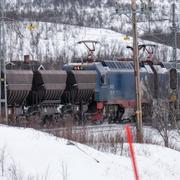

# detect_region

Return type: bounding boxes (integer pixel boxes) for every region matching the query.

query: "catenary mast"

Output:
[0,0,8,123]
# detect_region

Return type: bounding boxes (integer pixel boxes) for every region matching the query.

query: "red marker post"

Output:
[125,125,139,180]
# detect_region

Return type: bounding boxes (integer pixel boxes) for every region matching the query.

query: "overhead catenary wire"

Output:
[122,13,169,45]
[114,1,178,47]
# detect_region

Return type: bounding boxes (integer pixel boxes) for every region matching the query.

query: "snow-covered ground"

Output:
[0,125,180,180]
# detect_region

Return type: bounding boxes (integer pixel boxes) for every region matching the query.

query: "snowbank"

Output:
[0,125,180,180]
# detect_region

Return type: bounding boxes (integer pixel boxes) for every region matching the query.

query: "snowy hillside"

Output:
[2,0,180,63]
[5,22,180,64]
[0,125,180,180]
[5,0,180,35]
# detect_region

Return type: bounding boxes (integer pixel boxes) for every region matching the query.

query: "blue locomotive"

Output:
[2,43,179,127]
[62,58,175,124]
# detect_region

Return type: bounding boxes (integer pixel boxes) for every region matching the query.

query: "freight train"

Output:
[2,49,180,128]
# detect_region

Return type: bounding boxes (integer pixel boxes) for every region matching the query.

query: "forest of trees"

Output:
[5,0,178,36]
[2,0,179,65]
[6,0,115,29]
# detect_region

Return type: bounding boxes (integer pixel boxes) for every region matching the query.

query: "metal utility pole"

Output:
[171,3,178,128]
[131,0,143,143]
[147,0,152,33]
[172,3,177,64]
[114,0,143,143]
[0,0,8,123]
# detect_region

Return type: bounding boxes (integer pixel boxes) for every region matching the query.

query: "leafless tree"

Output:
[0,146,6,177]
[152,99,171,147]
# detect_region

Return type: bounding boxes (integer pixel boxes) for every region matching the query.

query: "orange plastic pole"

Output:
[125,125,139,180]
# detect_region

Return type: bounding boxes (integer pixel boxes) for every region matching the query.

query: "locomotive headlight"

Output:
[73,66,84,70]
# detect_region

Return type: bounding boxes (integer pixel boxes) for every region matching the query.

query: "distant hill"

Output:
[5,0,180,35]
[2,0,180,63]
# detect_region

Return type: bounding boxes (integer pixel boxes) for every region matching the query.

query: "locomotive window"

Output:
[101,75,105,84]
[101,74,108,85]
[102,61,108,67]
[170,68,177,90]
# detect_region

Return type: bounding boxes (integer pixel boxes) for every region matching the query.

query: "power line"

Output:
[123,13,167,44]
[114,1,177,47]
